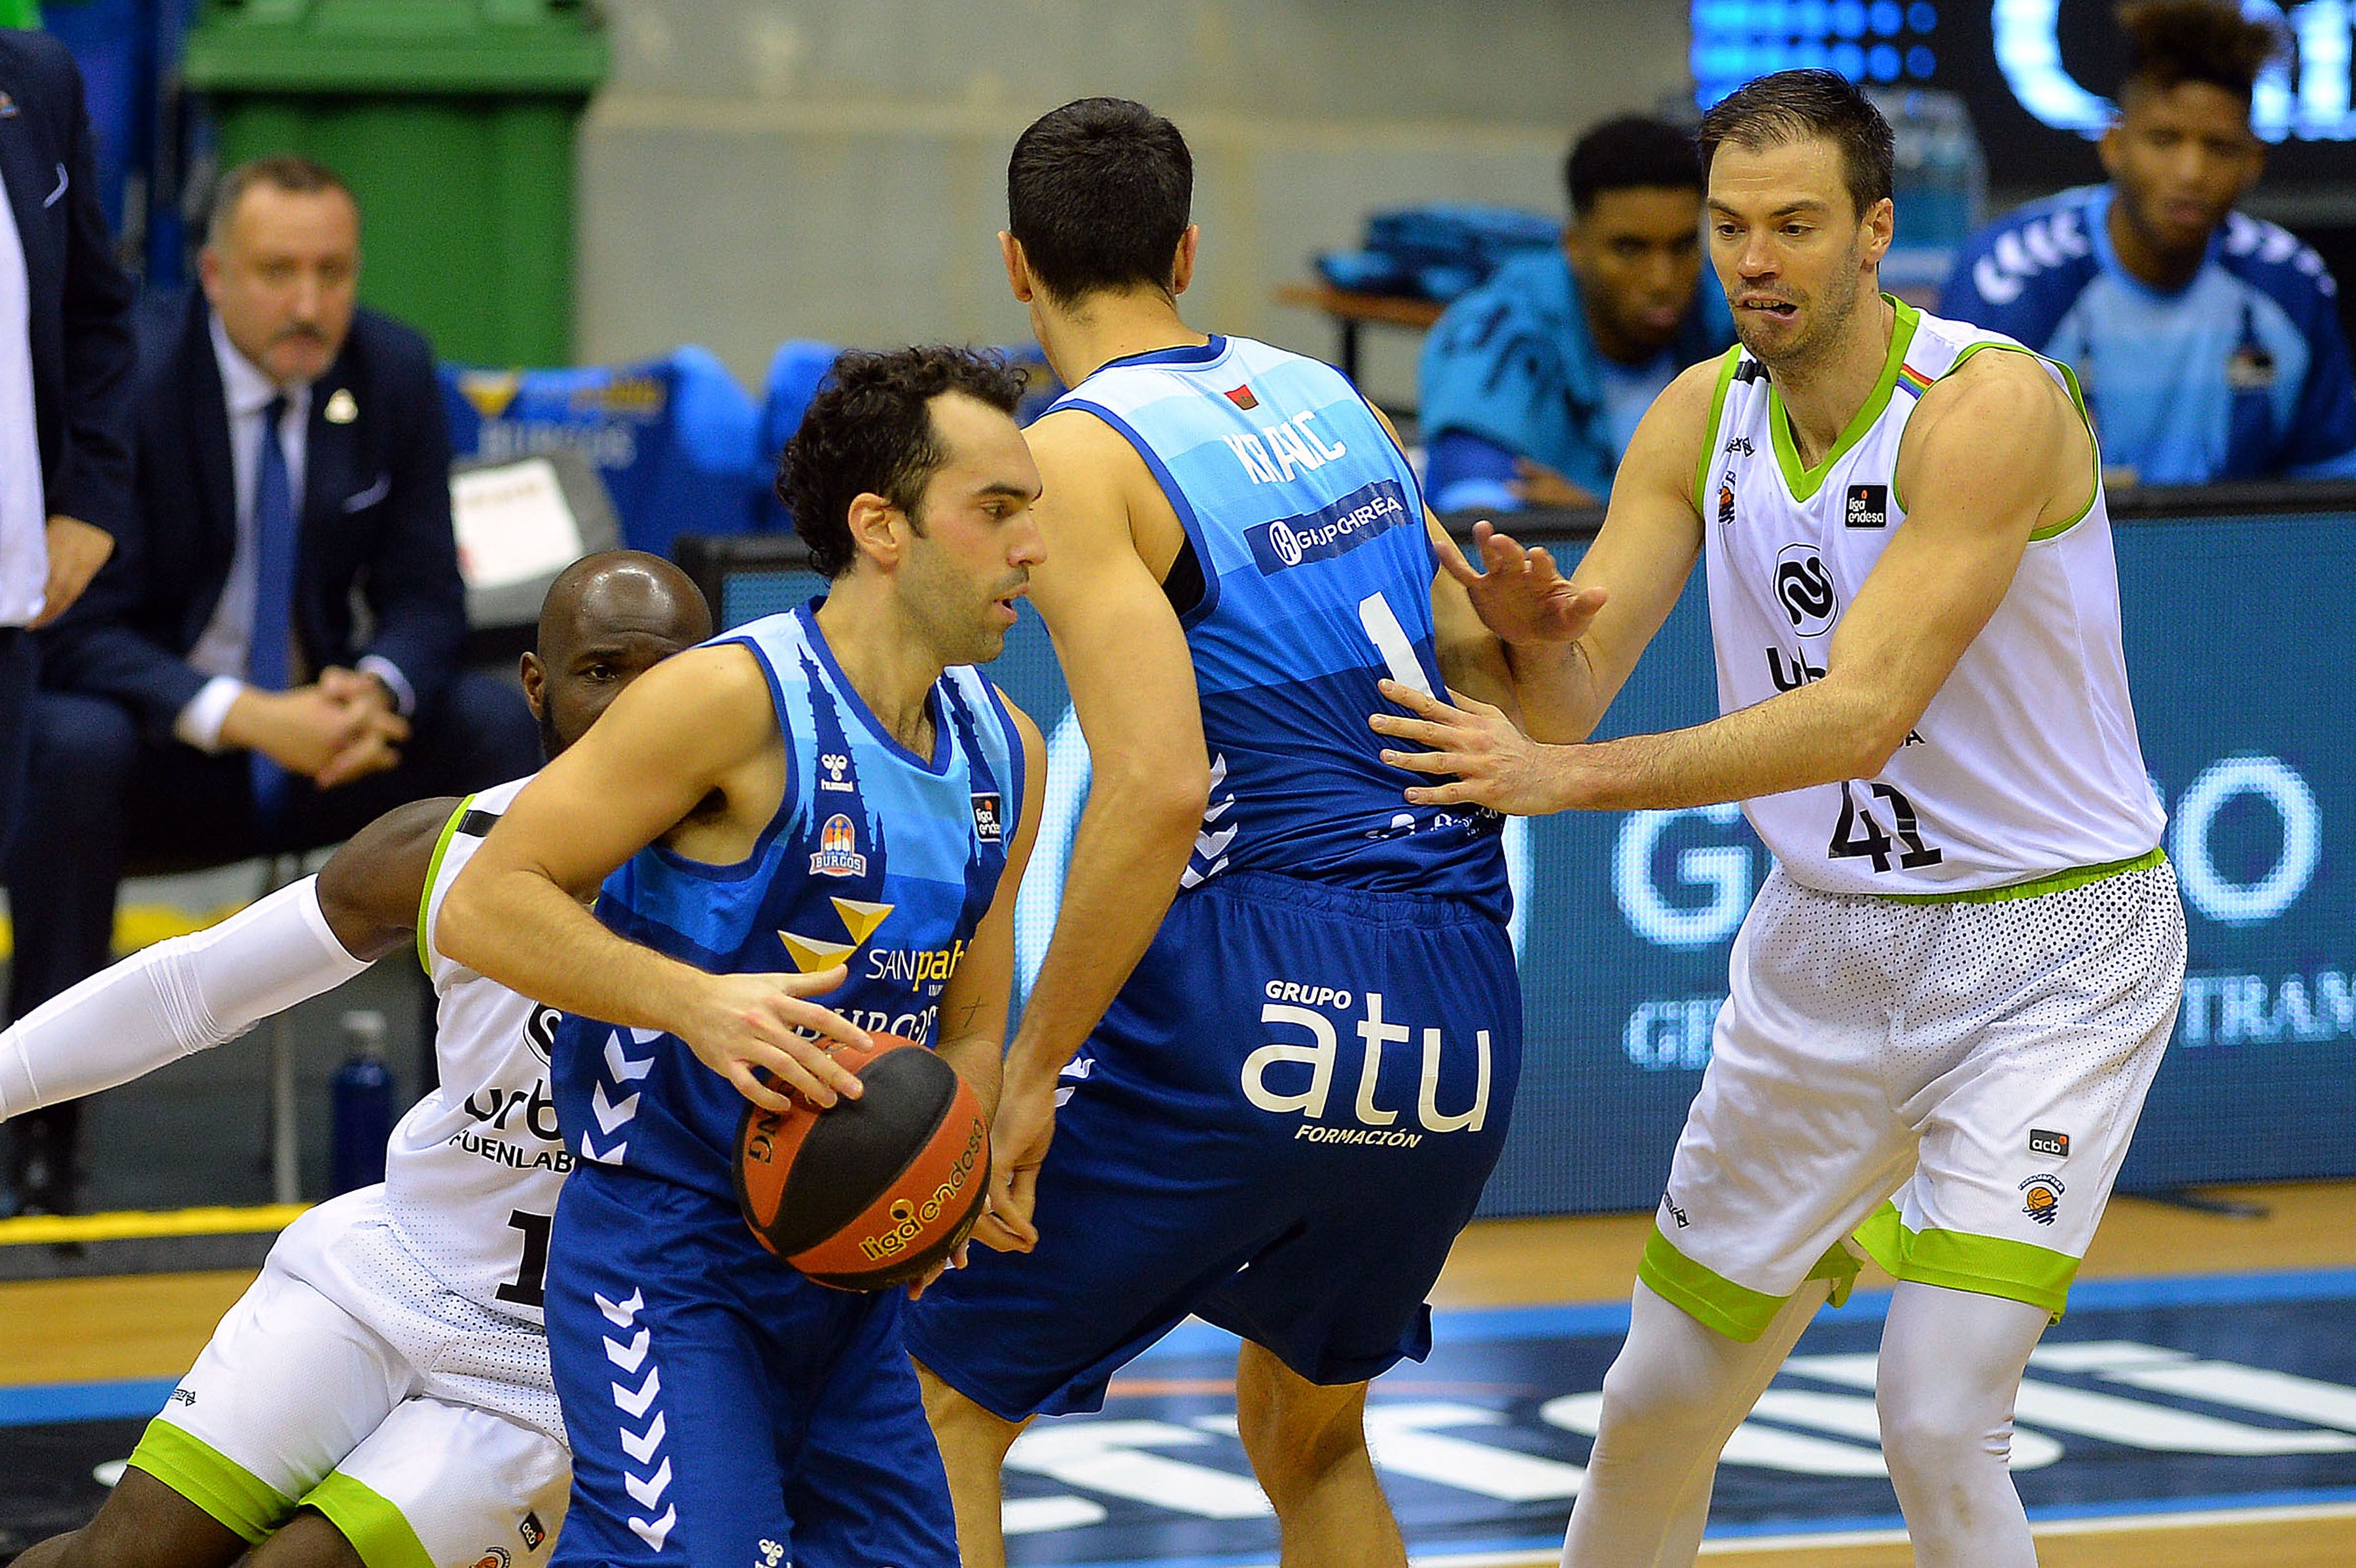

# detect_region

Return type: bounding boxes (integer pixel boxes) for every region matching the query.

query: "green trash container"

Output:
[183,0,607,367]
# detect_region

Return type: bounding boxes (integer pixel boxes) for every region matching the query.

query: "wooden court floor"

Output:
[3,1180,2352,1566]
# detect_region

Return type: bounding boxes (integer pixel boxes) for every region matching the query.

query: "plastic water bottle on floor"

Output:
[330,1010,393,1195]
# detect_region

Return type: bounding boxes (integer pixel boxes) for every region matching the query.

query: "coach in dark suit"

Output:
[0,30,136,849]
[7,155,537,1214]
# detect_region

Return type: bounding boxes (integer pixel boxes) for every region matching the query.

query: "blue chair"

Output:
[440,346,765,560]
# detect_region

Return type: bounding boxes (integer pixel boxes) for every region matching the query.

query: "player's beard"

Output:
[1734,235,1867,378]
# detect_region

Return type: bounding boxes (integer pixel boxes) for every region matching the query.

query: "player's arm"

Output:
[1408,365,1714,744]
[986,410,1211,1239]
[1377,351,2087,813]
[439,645,868,1113]
[929,693,1047,1131]
[0,796,457,1120]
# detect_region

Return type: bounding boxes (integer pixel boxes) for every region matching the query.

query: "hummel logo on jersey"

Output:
[2030,1128,2071,1158]
[1224,383,1258,410]
[1844,483,1888,529]
[819,753,854,793]
[1723,436,1754,457]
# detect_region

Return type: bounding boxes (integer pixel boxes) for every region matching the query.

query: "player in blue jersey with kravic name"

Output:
[904,99,1600,1567]
[440,347,1048,1568]
[1938,0,2356,484]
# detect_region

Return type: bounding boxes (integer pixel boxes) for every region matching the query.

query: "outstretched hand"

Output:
[1435,520,1607,648]
[1370,678,1569,816]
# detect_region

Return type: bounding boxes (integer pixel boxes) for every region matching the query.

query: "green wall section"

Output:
[184,1,605,367]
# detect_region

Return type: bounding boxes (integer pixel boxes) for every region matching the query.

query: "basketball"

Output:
[731,1033,991,1291]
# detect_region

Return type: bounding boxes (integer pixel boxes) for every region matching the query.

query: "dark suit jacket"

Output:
[41,291,468,737]
[0,29,135,539]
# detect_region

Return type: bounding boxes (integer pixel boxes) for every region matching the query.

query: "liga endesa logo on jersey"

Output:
[1245,479,1410,575]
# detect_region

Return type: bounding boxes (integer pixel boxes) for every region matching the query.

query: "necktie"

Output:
[248,395,296,829]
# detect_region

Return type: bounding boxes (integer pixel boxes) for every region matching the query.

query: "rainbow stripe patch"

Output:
[1897,363,1936,399]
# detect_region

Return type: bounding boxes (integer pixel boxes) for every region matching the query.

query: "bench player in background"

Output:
[904,98,1599,1568]
[0,552,711,1568]
[438,347,1047,1568]
[1375,71,2186,1568]
[1938,1,2356,484]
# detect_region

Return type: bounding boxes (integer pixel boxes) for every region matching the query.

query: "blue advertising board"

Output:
[702,504,2356,1214]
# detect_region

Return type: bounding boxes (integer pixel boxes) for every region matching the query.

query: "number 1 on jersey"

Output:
[496,1209,554,1309]
[1359,592,1435,700]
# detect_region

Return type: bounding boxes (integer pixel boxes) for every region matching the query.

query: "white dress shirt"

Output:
[176,313,412,750]
[0,157,49,628]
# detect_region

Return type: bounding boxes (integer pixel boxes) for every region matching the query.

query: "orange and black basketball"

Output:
[732,1033,991,1290]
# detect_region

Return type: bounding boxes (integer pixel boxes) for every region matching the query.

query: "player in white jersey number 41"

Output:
[1,552,714,1568]
[1370,71,2185,1568]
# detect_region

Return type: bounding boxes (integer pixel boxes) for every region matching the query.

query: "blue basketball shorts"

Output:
[544,1165,956,1568]
[904,870,1522,1419]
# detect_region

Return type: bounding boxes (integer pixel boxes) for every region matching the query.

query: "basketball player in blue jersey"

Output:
[1938,1,2356,484]
[439,347,1048,1568]
[903,99,1601,1567]
[1381,72,2185,1567]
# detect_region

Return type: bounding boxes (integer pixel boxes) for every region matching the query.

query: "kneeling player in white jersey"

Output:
[1374,73,2186,1568]
[1,552,716,1568]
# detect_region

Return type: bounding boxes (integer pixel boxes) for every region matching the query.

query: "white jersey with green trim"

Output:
[1698,298,2164,897]
[382,774,572,1324]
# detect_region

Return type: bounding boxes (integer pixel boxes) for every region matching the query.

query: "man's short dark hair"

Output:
[1697,69,1895,223]
[207,154,355,246]
[2117,0,2285,109]
[779,346,1027,580]
[1008,97,1193,305]
[1565,116,1704,217]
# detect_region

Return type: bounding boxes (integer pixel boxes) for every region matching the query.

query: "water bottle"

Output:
[330,1010,394,1195]
[1868,87,1988,301]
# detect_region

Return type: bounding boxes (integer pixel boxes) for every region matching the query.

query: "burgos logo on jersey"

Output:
[1246,480,1411,575]
[810,813,868,878]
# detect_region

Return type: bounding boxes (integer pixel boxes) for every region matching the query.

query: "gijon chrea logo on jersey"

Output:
[1245,479,1409,575]
[1774,543,1838,635]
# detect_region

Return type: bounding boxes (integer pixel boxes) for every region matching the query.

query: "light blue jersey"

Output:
[551,601,1023,1204]
[1940,186,2356,484]
[1055,335,1508,913]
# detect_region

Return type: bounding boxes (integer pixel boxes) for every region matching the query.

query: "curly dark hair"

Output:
[1008,97,1193,305]
[1566,116,1703,217]
[778,346,1027,580]
[1698,69,1894,224]
[2118,1,2285,107]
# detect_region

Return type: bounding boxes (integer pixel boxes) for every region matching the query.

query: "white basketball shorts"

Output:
[128,1189,569,1568]
[1640,855,2185,1340]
